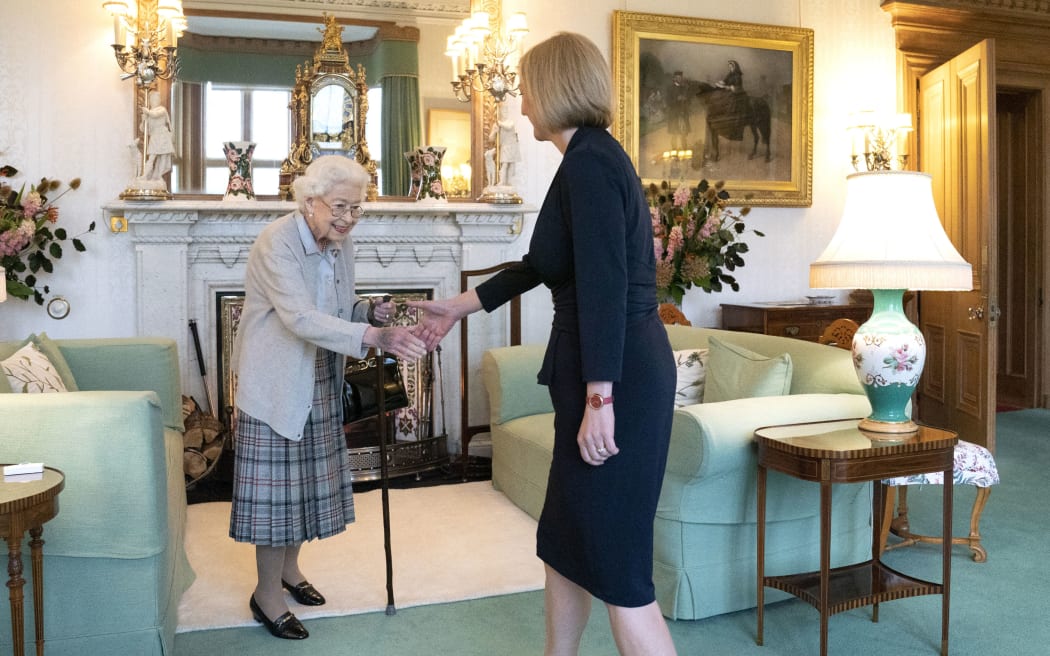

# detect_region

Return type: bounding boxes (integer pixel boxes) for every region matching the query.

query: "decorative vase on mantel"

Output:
[405,145,446,202]
[223,141,256,201]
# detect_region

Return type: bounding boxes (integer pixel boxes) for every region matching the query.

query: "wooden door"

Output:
[917,40,998,451]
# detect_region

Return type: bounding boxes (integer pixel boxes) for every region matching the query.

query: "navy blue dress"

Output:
[476,127,675,607]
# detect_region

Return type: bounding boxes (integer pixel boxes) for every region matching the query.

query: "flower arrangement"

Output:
[647,179,763,304]
[1,165,96,305]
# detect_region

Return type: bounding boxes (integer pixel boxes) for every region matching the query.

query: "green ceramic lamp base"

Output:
[853,289,925,434]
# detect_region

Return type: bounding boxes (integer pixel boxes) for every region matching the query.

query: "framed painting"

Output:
[612,11,814,206]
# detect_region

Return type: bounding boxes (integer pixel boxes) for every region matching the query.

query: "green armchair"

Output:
[482,325,874,620]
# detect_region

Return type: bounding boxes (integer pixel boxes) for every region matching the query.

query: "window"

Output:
[200,85,290,195]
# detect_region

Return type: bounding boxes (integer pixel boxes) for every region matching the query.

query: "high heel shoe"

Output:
[282,578,326,606]
[249,595,309,640]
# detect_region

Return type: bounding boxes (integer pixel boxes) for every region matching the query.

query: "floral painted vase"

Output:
[406,145,446,201]
[223,141,256,201]
[404,150,422,198]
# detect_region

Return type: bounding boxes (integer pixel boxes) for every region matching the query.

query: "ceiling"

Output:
[183,0,471,24]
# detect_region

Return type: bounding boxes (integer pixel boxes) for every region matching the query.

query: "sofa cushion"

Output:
[703,336,792,403]
[1,333,79,393]
[673,349,708,407]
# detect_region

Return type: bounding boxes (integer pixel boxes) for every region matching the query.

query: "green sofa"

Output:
[481,325,875,620]
[0,337,194,655]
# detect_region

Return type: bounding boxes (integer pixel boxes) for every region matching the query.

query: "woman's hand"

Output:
[578,384,618,466]
[370,299,397,326]
[406,290,482,351]
[364,326,428,361]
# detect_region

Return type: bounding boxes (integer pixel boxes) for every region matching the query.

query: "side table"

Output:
[0,467,64,656]
[754,421,956,656]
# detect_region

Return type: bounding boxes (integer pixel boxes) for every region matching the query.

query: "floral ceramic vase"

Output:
[404,150,422,198]
[223,141,256,201]
[407,145,446,201]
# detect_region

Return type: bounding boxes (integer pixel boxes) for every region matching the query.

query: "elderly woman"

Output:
[411,33,678,655]
[230,155,427,640]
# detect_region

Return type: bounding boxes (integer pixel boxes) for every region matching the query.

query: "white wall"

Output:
[0,0,896,345]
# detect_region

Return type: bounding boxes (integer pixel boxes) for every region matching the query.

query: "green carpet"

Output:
[175,410,1049,655]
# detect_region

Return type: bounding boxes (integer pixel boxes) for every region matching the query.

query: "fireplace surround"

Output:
[102,199,530,454]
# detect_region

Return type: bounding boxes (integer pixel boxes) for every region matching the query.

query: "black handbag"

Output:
[343,354,410,425]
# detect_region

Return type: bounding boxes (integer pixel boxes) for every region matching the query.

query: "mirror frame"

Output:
[279,14,377,200]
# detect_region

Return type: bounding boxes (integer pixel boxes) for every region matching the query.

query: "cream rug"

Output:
[176,481,545,632]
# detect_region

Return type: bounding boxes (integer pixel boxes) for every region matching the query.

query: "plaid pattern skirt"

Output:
[229,348,355,546]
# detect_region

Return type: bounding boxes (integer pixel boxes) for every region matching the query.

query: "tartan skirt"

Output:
[229,348,355,546]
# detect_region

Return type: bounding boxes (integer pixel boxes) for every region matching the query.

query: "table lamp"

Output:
[810,170,972,433]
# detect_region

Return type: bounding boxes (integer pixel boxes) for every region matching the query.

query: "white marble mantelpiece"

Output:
[102,199,531,452]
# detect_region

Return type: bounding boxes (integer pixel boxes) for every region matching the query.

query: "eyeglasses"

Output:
[317,198,364,219]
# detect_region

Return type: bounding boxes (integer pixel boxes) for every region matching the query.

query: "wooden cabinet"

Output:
[720,303,872,342]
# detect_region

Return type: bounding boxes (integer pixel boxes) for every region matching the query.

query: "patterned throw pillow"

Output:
[1,340,71,393]
[673,349,708,407]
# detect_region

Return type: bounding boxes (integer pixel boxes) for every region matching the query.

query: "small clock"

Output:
[46,296,70,320]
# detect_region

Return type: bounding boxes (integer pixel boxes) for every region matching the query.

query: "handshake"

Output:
[364,290,482,361]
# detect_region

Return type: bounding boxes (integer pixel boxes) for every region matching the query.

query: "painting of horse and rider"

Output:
[613,12,813,206]
[638,40,790,182]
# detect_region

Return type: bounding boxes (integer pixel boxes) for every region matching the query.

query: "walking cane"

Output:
[376,347,397,615]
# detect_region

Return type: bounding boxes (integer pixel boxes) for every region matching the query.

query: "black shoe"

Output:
[249,595,309,640]
[282,578,327,606]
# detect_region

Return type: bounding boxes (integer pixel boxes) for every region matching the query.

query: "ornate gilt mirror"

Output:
[280,14,377,199]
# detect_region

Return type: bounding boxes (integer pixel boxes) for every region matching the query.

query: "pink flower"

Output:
[21,191,42,218]
[673,185,690,207]
[667,226,684,257]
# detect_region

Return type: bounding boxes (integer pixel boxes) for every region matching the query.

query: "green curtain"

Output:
[381,75,421,197]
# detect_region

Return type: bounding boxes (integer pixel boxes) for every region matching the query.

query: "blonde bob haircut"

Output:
[519,32,613,134]
[291,156,371,214]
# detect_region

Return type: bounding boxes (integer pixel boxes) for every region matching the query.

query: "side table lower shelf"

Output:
[765,560,944,616]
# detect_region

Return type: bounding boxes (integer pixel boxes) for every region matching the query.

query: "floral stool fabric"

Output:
[882,440,999,487]
[881,440,998,562]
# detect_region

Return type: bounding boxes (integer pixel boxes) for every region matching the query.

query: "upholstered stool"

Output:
[880,440,999,562]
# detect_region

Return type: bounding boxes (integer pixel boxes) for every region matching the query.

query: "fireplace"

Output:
[103,199,529,456]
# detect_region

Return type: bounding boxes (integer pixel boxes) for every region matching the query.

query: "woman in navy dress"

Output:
[411,32,677,655]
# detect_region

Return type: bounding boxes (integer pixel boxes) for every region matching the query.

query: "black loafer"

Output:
[282,578,326,606]
[250,595,309,640]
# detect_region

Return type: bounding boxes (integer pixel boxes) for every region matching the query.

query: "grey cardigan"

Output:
[232,211,370,440]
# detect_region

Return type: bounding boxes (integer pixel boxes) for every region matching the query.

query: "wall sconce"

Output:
[810,170,972,436]
[104,0,183,86]
[446,5,528,103]
[848,111,913,172]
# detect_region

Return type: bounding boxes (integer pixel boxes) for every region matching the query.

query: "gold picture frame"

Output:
[612,11,814,207]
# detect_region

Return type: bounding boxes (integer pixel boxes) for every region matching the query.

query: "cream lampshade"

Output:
[810,170,972,434]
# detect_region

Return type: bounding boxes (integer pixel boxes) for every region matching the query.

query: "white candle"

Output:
[113,16,126,46]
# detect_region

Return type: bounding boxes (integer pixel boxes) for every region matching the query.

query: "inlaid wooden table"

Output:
[0,467,64,656]
[754,420,956,656]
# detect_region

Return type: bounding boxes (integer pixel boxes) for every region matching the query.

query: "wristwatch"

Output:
[587,393,614,410]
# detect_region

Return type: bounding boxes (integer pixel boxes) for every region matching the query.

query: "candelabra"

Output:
[848,111,912,172]
[446,7,528,103]
[660,149,693,181]
[103,1,185,200]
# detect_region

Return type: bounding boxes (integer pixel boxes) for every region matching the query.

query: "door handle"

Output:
[989,304,1001,323]
[968,306,985,321]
